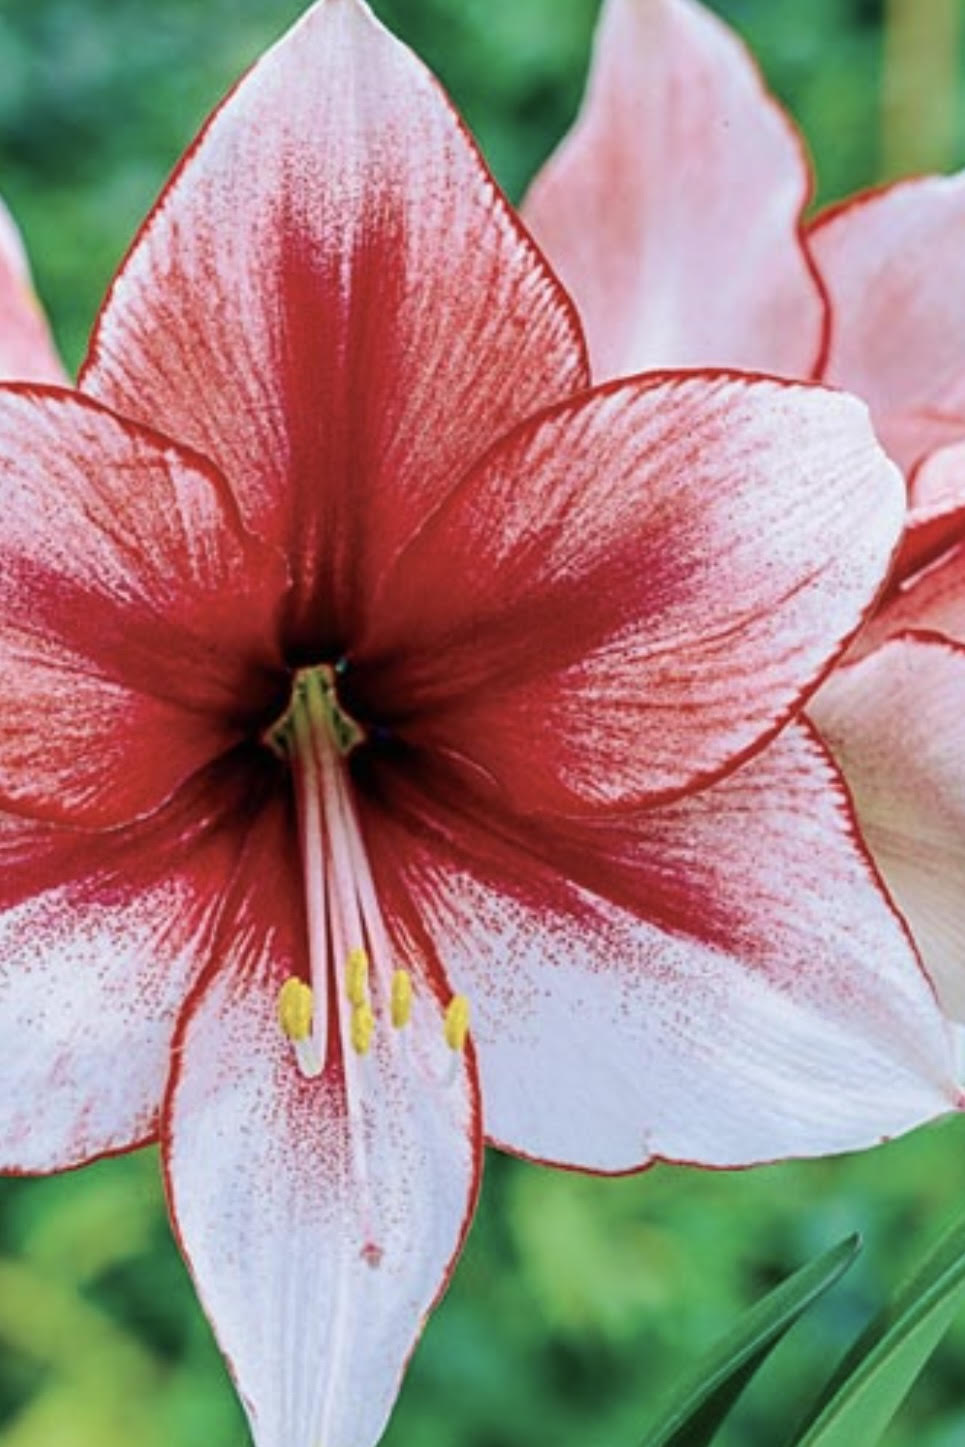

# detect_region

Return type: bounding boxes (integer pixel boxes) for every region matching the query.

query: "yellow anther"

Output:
[390,969,413,1029]
[277,977,313,1042]
[345,947,370,1006]
[350,1001,375,1056]
[444,995,470,1052]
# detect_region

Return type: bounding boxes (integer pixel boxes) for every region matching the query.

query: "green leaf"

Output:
[638,1234,861,1447]
[792,1209,965,1446]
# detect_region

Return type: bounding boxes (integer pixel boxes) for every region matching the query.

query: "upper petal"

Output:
[0,386,288,827]
[0,197,67,384]
[522,0,826,380]
[164,798,481,1447]
[80,0,588,645]
[0,750,270,1172]
[351,373,904,815]
[360,720,957,1172]
[813,635,965,1022]
[812,173,965,472]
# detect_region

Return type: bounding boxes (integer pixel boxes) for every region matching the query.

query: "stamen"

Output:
[277,976,312,1039]
[444,995,470,1052]
[390,969,413,1029]
[351,1000,375,1056]
[276,977,323,1078]
[345,947,370,1007]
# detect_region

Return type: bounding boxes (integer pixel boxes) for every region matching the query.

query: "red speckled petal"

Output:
[164,793,481,1447]
[0,386,287,827]
[82,0,587,643]
[361,721,957,1172]
[353,373,903,815]
[0,752,269,1171]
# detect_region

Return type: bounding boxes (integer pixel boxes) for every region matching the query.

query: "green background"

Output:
[1,1,965,1444]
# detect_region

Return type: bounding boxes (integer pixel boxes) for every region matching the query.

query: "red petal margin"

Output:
[163,791,482,1447]
[813,633,965,1024]
[0,385,288,828]
[849,545,965,661]
[360,720,958,1175]
[894,441,965,584]
[352,371,904,817]
[81,0,588,647]
[0,749,273,1172]
[0,197,68,384]
[811,173,965,473]
[522,0,827,381]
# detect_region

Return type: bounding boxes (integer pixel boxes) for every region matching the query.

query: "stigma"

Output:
[268,665,469,1080]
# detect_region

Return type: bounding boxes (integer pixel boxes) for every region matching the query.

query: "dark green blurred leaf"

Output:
[792,1210,965,1446]
[638,1234,860,1447]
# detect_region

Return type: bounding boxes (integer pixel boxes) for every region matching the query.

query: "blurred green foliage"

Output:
[1,1,965,1444]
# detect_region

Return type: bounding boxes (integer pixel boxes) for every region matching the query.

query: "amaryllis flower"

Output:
[525,0,965,1047]
[798,179,965,1034]
[0,3,959,1445]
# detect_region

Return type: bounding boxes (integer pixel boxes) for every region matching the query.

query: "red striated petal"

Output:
[0,749,274,1172]
[360,721,958,1173]
[522,0,826,381]
[81,0,588,645]
[163,792,482,1447]
[811,174,965,472]
[0,197,67,384]
[813,635,965,1022]
[0,386,288,827]
[351,372,904,816]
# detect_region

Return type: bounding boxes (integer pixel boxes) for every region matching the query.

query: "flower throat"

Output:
[266,664,468,1079]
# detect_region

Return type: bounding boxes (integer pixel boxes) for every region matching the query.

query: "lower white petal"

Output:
[163,813,481,1447]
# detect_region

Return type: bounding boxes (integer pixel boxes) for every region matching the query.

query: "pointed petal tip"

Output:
[524,0,825,379]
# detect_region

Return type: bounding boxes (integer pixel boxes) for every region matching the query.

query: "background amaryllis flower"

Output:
[522,0,828,382]
[0,2,960,1445]
[799,180,965,1039]
[0,198,65,386]
[524,0,965,1052]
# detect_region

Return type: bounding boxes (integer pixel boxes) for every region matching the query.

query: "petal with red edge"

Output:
[81,0,588,644]
[164,797,481,1447]
[875,441,965,623]
[854,545,965,658]
[0,197,67,384]
[896,439,965,581]
[522,0,825,380]
[352,373,904,815]
[0,387,288,827]
[813,635,965,1021]
[362,721,957,1173]
[0,750,271,1172]
[812,174,965,471]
